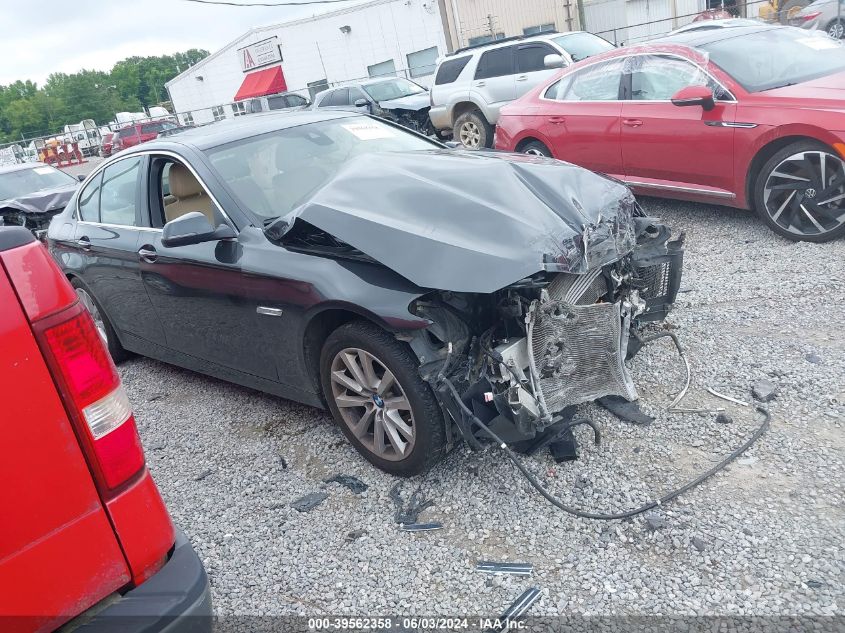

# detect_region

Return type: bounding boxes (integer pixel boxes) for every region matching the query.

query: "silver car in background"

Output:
[792,0,845,38]
[428,31,615,149]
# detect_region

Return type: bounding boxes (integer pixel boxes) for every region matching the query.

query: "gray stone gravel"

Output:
[120,197,844,618]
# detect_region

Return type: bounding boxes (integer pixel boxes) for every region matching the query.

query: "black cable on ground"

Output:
[441,376,770,520]
[488,407,768,520]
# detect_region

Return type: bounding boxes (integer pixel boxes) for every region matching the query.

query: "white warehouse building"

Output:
[166,0,579,125]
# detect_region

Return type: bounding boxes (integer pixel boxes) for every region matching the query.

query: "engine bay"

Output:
[405,216,685,448]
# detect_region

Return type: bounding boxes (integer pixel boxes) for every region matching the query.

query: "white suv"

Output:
[429,31,615,148]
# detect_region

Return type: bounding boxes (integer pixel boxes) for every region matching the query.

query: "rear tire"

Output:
[454,110,494,149]
[319,321,447,476]
[521,140,552,158]
[753,140,845,243]
[70,278,131,363]
[827,18,845,39]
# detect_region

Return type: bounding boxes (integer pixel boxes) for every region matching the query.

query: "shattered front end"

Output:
[408,213,684,449]
[270,147,684,450]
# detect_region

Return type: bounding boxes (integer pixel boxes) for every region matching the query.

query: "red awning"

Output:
[234,66,287,101]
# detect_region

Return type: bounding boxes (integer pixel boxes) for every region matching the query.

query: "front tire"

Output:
[320,321,447,476]
[753,140,845,242]
[454,110,493,150]
[70,278,131,363]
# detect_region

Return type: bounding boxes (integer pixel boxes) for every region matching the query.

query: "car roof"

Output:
[671,17,761,33]
[0,162,50,175]
[123,110,359,152]
[654,23,782,47]
[447,32,568,56]
[319,77,414,92]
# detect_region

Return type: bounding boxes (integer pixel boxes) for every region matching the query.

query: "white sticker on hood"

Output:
[796,36,840,51]
[34,166,55,174]
[342,123,396,140]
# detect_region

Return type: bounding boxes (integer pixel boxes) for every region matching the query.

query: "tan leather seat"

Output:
[164,164,216,223]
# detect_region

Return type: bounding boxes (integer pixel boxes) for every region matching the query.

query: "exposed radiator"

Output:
[530,272,636,412]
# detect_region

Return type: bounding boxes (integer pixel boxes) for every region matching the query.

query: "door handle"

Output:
[549,116,565,124]
[475,81,486,87]
[516,75,527,81]
[623,119,643,128]
[75,237,92,251]
[138,246,158,263]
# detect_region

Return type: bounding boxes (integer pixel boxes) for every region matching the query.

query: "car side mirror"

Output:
[354,98,371,111]
[161,212,236,248]
[671,85,715,111]
[544,54,566,69]
[77,174,86,182]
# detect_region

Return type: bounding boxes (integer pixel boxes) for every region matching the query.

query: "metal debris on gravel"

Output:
[476,561,533,576]
[706,387,749,407]
[290,491,328,513]
[324,474,368,494]
[389,481,434,525]
[494,586,543,629]
[399,522,444,532]
[752,378,779,402]
[122,198,844,618]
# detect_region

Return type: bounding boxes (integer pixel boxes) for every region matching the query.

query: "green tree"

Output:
[0,49,209,143]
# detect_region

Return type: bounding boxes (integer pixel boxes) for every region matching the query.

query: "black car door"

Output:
[137,155,280,382]
[72,155,166,347]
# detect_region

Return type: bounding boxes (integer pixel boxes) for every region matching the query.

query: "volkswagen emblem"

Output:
[805,188,817,199]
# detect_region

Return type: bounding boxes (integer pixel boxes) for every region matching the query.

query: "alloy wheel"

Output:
[763,150,845,238]
[459,121,481,149]
[525,147,548,157]
[75,287,108,343]
[329,348,416,461]
[829,21,844,39]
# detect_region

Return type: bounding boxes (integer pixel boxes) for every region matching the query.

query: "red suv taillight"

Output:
[35,304,145,494]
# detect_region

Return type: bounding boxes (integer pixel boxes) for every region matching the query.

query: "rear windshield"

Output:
[0,165,77,200]
[435,56,471,85]
[701,27,845,92]
[141,121,177,134]
[552,32,615,62]
[361,78,426,102]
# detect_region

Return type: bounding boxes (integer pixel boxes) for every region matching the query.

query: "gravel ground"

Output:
[120,198,844,621]
[58,155,102,179]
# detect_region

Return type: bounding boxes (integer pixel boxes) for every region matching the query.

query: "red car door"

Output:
[620,54,737,198]
[537,57,626,177]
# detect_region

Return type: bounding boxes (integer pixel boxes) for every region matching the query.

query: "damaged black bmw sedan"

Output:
[47,111,683,476]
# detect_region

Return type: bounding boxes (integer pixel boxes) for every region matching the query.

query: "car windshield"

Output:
[0,165,77,200]
[205,116,440,221]
[701,27,845,92]
[361,78,425,102]
[552,32,615,62]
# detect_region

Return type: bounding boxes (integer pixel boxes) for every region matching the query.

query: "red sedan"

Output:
[495,25,845,242]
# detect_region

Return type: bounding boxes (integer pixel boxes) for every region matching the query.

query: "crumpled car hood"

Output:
[278,150,637,293]
[377,93,430,111]
[0,183,77,215]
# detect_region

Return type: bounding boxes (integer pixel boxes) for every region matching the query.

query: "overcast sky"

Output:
[0,0,369,86]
